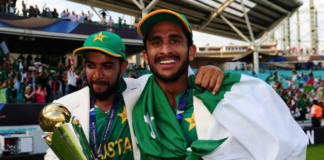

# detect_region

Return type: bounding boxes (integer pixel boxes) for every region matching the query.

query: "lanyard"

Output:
[176,87,190,123]
[89,93,120,158]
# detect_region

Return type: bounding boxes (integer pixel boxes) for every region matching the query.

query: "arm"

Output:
[13,74,17,84]
[76,70,84,81]
[10,55,15,61]
[0,82,7,89]
[24,92,34,99]
[193,65,224,95]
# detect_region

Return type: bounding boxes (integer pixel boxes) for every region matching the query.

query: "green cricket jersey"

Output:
[174,88,198,147]
[90,96,133,160]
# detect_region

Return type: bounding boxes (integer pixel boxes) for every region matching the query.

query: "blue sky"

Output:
[16,0,318,48]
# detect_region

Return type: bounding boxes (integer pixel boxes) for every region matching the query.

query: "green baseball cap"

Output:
[137,9,193,44]
[73,31,126,60]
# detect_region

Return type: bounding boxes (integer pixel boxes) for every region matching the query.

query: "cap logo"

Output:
[93,32,108,43]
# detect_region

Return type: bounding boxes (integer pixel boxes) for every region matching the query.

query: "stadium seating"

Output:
[125,69,323,90]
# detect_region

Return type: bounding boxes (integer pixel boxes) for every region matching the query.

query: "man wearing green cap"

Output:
[131,9,308,160]
[44,30,225,160]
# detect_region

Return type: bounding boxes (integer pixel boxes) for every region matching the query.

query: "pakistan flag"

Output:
[132,68,307,159]
[0,41,9,56]
[266,71,280,83]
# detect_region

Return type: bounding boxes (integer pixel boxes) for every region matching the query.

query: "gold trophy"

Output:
[38,103,95,160]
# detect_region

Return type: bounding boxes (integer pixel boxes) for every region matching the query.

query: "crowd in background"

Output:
[0,1,134,28]
[0,54,86,104]
[275,70,323,126]
[284,46,317,55]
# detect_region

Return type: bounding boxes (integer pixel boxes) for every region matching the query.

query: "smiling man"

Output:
[131,9,308,160]
[44,31,225,160]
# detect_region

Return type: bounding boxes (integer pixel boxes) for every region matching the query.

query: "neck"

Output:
[94,91,117,112]
[155,72,188,110]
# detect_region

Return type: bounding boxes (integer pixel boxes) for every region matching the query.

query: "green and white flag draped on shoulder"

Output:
[132,68,308,160]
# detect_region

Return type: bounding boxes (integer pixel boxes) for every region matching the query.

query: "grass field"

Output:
[307,144,324,160]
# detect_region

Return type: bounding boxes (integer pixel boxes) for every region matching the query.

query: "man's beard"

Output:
[86,70,121,101]
[148,52,189,83]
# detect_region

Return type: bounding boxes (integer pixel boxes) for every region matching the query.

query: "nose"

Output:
[93,66,104,79]
[160,42,173,55]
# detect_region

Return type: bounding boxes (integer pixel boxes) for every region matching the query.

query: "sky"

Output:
[15,0,322,48]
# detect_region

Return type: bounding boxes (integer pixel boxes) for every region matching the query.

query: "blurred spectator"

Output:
[22,0,25,8]
[0,80,6,103]
[43,69,52,103]
[8,0,15,14]
[311,100,322,127]
[41,7,48,17]
[315,76,319,87]
[35,5,40,17]
[99,15,107,25]
[28,5,36,17]
[61,55,66,65]
[0,65,7,81]
[6,77,17,103]
[52,8,58,19]
[291,104,301,120]
[100,10,106,17]
[292,70,298,86]
[35,84,46,103]
[241,63,245,71]
[76,64,83,75]
[75,15,79,22]
[61,10,68,21]
[66,9,70,21]
[18,53,25,62]
[118,17,122,27]
[67,66,78,94]
[122,20,127,28]
[3,57,10,73]
[49,73,62,100]
[302,73,308,86]
[298,93,307,122]
[308,74,314,86]
[107,16,113,27]
[70,11,77,22]
[79,11,85,23]
[87,10,93,24]
[84,13,88,22]
[133,19,138,28]
[24,86,34,103]
[0,0,5,13]
[22,5,28,17]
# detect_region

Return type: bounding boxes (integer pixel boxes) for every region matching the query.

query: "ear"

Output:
[188,45,197,61]
[142,50,149,66]
[120,60,129,77]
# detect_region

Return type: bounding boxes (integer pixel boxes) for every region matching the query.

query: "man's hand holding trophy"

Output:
[38,103,95,160]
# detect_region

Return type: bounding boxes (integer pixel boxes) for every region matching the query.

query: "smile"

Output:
[159,59,177,64]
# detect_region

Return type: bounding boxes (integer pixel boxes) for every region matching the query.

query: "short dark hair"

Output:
[313,100,318,105]
[143,27,193,51]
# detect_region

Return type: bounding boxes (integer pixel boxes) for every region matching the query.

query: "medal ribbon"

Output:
[89,93,120,158]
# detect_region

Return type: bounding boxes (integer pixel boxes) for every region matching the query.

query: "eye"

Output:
[86,63,94,69]
[171,39,180,43]
[104,65,113,69]
[152,41,161,45]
